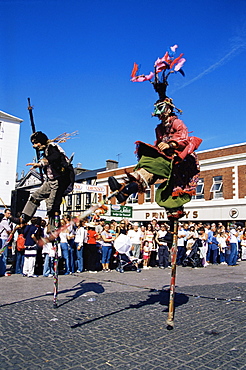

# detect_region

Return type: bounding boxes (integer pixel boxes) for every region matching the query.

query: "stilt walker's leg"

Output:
[53,213,60,308]
[166,219,178,329]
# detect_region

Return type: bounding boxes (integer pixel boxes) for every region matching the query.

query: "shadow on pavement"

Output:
[58,281,104,308]
[0,279,104,308]
[71,289,189,329]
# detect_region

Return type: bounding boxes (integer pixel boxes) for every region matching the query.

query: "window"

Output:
[86,192,91,205]
[145,188,151,202]
[76,193,81,207]
[192,178,204,199]
[126,192,138,204]
[67,194,72,209]
[210,176,223,199]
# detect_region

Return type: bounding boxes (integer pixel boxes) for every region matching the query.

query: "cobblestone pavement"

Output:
[0,263,246,369]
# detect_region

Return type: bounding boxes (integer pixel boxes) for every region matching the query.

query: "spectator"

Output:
[23,217,43,277]
[217,231,227,264]
[86,223,99,273]
[176,223,187,266]
[197,227,208,267]
[42,239,54,277]
[127,222,142,259]
[74,220,86,273]
[101,224,114,272]
[59,219,71,275]
[15,222,27,274]
[210,231,219,264]
[116,220,128,236]
[142,240,150,269]
[155,224,172,269]
[0,208,13,276]
[186,225,198,254]
[144,224,156,267]
[227,227,238,266]
[64,215,76,274]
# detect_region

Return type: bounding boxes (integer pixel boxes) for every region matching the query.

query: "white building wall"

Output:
[0,111,22,207]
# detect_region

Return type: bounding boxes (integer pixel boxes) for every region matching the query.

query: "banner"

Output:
[73,183,106,194]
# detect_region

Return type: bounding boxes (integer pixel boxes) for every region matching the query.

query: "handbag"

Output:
[16,234,26,251]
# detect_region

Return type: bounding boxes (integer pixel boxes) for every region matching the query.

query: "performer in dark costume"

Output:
[108,45,202,219]
[20,131,75,227]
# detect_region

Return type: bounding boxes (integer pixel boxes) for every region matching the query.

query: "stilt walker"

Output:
[107,45,202,328]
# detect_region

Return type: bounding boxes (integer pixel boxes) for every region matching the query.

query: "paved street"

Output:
[1,263,246,369]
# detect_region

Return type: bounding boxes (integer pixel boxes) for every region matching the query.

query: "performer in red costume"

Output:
[108,45,202,219]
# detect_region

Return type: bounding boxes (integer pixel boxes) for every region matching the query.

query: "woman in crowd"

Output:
[59,218,71,275]
[186,225,198,254]
[101,223,114,272]
[217,230,228,264]
[74,220,86,273]
[210,231,219,264]
[86,223,99,273]
[197,226,208,267]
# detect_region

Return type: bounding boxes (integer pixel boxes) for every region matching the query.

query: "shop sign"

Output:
[229,208,239,218]
[73,183,106,194]
[111,205,133,218]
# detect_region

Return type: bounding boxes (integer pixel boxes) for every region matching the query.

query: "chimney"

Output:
[106,159,118,170]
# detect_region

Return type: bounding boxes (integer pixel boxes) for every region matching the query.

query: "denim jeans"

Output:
[68,239,75,273]
[220,252,226,263]
[60,242,70,273]
[227,243,238,266]
[158,245,169,268]
[101,245,113,264]
[0,238,8,276]
[43,253,54,276]
[15,250,25,274]
[75,243,84,272]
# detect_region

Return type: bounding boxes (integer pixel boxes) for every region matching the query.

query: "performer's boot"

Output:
[108,168,155,203]
[20,196,40,223]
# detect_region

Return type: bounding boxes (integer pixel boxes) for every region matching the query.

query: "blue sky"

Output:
[1,0,246,176]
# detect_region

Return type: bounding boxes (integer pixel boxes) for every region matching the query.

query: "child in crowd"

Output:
[142,240,150,269]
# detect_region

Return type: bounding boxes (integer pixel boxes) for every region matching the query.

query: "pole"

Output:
[53,213,60,308]
[166,219,178,329]
[27,98,44,182]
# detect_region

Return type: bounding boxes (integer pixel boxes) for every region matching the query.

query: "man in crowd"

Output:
[0,209,13,276]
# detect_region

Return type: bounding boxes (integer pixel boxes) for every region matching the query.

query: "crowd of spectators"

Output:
[0,208,245,277]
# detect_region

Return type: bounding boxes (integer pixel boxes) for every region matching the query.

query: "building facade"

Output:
[96,143,246,225]
[0,111,22,209]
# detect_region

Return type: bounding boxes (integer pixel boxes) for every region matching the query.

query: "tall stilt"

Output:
[166,219,178,329]
[53,213,60,308]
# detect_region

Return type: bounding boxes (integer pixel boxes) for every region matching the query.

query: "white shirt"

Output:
[128,228,142,244]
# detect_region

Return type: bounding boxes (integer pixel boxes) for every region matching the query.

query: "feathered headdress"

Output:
[50,131,78,144]
[131,45,185,108]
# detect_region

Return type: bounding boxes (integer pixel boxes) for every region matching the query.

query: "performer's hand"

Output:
[26,162,41,169]
[158,142,170,151]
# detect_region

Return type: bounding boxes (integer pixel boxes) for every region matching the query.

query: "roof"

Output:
[75,167,106,181]
[0,110,23,123]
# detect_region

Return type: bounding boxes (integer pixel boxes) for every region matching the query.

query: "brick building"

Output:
[97,143,246,224]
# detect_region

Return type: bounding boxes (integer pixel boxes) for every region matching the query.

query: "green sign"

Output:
[110,205,133,218]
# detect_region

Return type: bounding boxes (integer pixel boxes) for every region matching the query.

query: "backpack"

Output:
[16,234,26,251]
